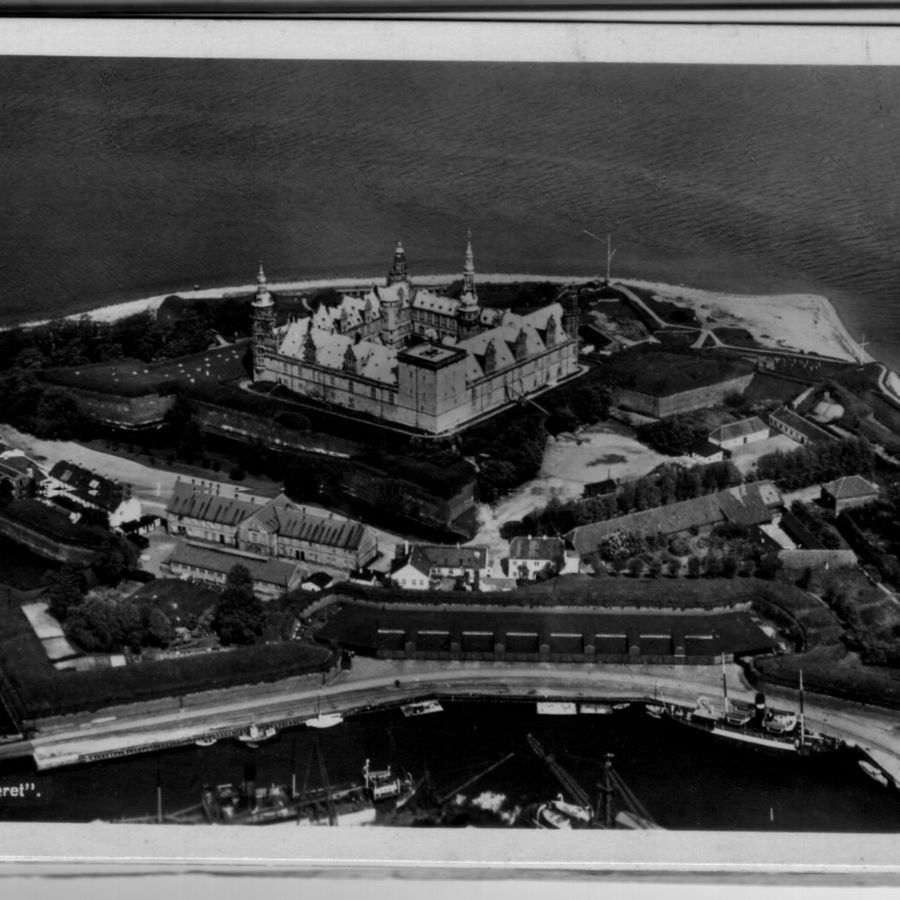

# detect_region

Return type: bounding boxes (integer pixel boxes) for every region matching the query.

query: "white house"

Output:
[391,544,492,590]
[507,536,568,580]
[708,416,769,451]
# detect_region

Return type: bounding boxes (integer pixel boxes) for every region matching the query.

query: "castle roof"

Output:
[411,290,459,317]
[278,323,398,385]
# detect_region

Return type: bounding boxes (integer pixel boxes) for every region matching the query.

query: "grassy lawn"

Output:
[0,537,56,590]
[129,578,219,630]
[755,645,900,709]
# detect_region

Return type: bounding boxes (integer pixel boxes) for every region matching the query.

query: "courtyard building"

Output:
[251,236,580,435]
[166,481,378,573]
[708,416,769,450]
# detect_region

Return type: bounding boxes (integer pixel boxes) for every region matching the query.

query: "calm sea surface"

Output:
[3,60,900,831]
[2,702,900,831]
[1,60,900,367]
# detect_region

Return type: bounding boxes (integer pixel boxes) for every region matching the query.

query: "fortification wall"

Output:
[0,513,100,565]
[58,385,174,429]
[618,372,754,418]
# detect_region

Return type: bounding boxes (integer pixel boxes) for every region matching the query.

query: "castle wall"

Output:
[55,385,175,429]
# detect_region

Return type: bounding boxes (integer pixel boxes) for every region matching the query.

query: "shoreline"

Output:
[3,273,877,370]
[9,660,900,788]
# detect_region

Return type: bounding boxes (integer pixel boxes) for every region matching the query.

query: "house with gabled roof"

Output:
[565,480,783,558]
[165,481,377,572]
[708,416,769,450]
[508,536,568,580]
[391,543,491,590]
[820,475,879,514]
[45,460,141,527]
[0,450,44,499]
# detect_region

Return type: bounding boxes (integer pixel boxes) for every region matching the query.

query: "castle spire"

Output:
[254,260,273,307]
[460,229,478,308]
[456,229,481,342]
[387,240,409,286]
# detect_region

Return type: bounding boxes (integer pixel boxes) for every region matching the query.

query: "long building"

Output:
[251,237,581,434]
[165,481,378,572]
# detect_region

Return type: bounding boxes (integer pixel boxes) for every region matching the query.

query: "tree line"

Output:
[501,460,742,539]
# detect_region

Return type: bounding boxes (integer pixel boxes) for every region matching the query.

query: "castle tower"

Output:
[561,286,580,339]
[252,262,277,378]
[387,240,409,286]
[456,231,481,342]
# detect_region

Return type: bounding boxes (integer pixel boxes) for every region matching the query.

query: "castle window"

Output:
[371,386,377,399]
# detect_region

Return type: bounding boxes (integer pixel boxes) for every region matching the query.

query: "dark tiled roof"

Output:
[709,416,768,444]
[166,481,256,526]
[508,536,565,560]
[399,544,489,576]
[49,460,128,512]
[566,481,782,555]
[769,408,834,444]
[168,543,301,589]
[822,475,879,501]
[691,438,723,458]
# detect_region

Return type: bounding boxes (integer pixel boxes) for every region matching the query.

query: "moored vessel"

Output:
[401,699,443,717]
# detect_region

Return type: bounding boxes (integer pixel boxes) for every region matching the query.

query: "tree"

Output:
[93,532,139,585]
[666,557,682,578]
[211,565,265,645]
[142,607,175,648]
[703,554,724,578]
[648,558,663,579]
[722,555,739,579]
[44,565,86,623]
[627,557,644,578]
[687,555,701,578]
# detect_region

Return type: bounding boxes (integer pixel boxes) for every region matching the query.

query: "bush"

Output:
[229,465,246,482]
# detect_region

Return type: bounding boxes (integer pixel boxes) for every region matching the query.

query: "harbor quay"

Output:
[4,658,900,786]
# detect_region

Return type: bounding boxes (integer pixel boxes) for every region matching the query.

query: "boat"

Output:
[202,754,376,826]
[401,699,443,717]
[650,664,842,756]
[859,760,892,789]
[362,759,415,802]
[237,723,277,747]
[195,737,218,748]
[536,701,577,716]
[202,778,375,826]
[306,696,344,729]
[580,702,630,715]
[523,735,661,830]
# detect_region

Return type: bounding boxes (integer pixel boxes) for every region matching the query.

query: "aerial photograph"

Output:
[1,22,900,856]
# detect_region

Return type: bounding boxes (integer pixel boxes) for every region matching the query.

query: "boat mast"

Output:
[721,653,729,712]
[799,669,805,746]
[597,753,615,829]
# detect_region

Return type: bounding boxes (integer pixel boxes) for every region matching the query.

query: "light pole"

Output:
[582,229,617,283]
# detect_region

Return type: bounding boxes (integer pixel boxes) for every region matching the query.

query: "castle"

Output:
[251,237,580,434]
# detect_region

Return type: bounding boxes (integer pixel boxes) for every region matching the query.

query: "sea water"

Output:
[1,60,900,368]
[2,702,900,831]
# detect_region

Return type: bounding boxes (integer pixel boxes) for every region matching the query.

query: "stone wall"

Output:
[59,386,175,429]
[618,372,754,418]
[0,512,100,565]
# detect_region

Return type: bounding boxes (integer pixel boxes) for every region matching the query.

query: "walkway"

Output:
[7,657,900,784]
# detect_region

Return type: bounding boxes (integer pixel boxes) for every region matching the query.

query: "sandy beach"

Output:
[625,279,871,364]
[12,274,871,372]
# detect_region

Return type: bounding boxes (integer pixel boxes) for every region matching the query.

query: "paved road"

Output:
[13,658,900,782]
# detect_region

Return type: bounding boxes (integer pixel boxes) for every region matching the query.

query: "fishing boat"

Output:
[859,760,892,789]
[401,699,443,717]
[579,702,613,715]
[195,736,218,748]
[523,735,661,830]
[202,751,376,826]
[362,759,415,802]
[238,723,277,747]
[306,696,344,730]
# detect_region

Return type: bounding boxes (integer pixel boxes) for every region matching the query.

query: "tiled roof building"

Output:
[820,475,879,513]
[251,236,580,435]
[566,481,783,557]
[166,481,378,572]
